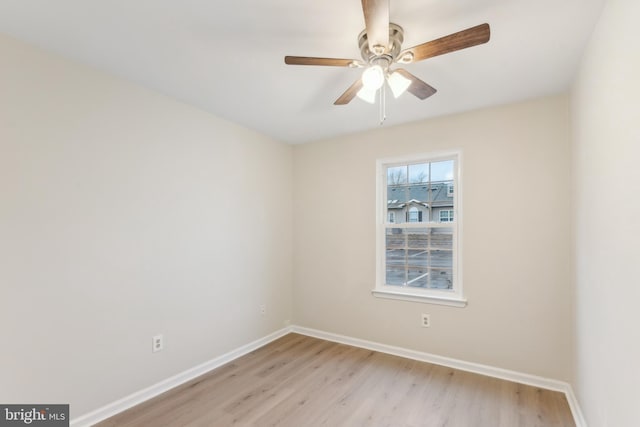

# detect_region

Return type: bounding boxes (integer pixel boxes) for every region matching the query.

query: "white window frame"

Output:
[373,150,466,307]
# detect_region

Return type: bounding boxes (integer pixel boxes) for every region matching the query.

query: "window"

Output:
[407,207,422,222]
[439,210,454,222]
[374,151,465,307]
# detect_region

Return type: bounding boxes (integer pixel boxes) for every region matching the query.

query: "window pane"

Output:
[430,227,453,250]
[407,249,428,264]
[407,228,428,248]
[407,184,428,204]
[386,265,406,286]
[430,249,452,269]
[429,184,452,216]
[408,163,429,183]
[386,228,405,248]
[387,248,406,266]
[431,160,454,182]
[431,161,454,220]
[430,269,453,289]
[407,267,429,287]
[387,166,407,184]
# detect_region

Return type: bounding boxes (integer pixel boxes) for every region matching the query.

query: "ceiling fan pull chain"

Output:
[379,85,387,125]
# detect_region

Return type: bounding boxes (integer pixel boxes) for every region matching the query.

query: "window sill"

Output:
[371,289,467,308]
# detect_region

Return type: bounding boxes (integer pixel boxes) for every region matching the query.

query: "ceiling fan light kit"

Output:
[361,64,385,90]
[387,70,411,98]
[357,68,410,105]
[285,0,490,119]
[356,86,378,104]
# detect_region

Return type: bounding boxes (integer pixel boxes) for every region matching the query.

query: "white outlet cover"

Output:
[152,334,164,352]
[421,314,431,328]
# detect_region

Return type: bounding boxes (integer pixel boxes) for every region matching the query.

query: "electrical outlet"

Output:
[260,304,266,315]
[421,314,431,328]
[152,334,164,353]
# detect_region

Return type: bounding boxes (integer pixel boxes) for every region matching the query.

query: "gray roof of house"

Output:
[387,182,453,209]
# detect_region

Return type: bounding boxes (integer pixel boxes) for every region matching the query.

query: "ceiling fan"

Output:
[284,0,490,106]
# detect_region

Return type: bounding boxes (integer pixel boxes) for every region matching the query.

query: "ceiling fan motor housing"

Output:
[358,23,404,67]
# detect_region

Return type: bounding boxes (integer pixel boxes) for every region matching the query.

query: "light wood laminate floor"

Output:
[97,333,575,426]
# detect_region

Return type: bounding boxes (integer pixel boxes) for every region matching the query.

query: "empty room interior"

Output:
[1,0,638,426]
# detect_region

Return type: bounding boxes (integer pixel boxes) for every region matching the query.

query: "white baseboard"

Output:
[70,327,291,427]
[71,325,587,427]
[291,326,587,427]
[564,386,587,427]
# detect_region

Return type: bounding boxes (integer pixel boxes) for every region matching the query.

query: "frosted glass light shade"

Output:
[387,70,411,98]
[356,86,377,104]
[362,65,385,90]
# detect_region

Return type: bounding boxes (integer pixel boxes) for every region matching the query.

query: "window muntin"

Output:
[376,152,463,305]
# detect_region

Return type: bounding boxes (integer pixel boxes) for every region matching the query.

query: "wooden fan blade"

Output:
[361,0,389,52]
[334,79,364,105]
[402,23,490,63]
[394,69,437,100]
[284,56,359,67]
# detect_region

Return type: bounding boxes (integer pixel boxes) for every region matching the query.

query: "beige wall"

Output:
[293,95,573,381]
[0,34,293,417]
[572,0,640,425]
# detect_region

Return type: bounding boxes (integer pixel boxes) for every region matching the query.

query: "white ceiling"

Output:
[0,0,605,144]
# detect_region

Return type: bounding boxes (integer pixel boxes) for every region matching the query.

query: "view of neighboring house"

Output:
[387,181,454,224]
